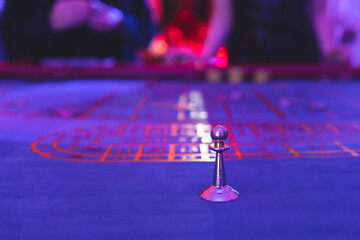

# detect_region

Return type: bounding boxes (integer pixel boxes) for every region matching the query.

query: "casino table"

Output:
[1,63,360,240]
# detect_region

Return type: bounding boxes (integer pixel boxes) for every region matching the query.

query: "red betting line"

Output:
[253,90,287,119]
[76,93,115,119]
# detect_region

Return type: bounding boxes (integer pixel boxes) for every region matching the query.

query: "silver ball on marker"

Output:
[200,125,240,202]
[210,125,228,141]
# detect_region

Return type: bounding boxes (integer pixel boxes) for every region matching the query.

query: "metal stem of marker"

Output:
[213,140,227,187]
[200,125,240,202]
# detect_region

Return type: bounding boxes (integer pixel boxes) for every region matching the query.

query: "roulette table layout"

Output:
[1,64,360,240]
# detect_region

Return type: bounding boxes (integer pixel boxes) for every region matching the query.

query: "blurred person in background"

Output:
[326,0,359,66]
[2,0,154,63]
[167,0,350,64]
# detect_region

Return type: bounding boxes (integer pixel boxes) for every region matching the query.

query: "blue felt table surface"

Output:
[1,142,359,240]
[1,79,360,239]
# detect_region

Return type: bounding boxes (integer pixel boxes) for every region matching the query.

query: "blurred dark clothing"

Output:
[2,0,154,62]
[161,0,210,45]
[228,0,321,63]
[162,0,209,26]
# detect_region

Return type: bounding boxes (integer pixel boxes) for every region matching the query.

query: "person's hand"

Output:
[324,46,351,65]
[49,0,91,32]
[166,47,200,64]
[89,1,124,33]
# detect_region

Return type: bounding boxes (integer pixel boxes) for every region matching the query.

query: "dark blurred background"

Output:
[0,0,359,67]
